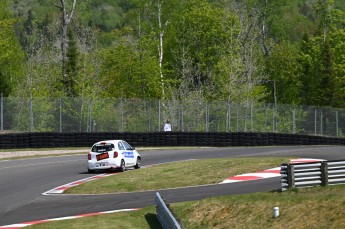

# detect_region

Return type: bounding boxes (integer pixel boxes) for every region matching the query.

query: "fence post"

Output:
[292,110,296,134]
[236,104,239,132]
[315,109,317,135]
[87,99,92,132]
[320,110,323,136]
[226,101,231,132]
[119,98,123,132]
[59,98,62,133]
[158,99,161,132]
[1,93,3,131]
[336,111,339,137]
[148,100,151,132]
[251,101,254,132]
[321,161,328,186]
[30,96,34,132]
[180,103,184,132]
[272,103,275,132]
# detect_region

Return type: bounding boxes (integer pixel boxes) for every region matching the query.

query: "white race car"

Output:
[87,140,141,173]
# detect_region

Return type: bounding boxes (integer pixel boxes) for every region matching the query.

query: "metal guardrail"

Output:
[281,159,345,191]
[155,192,182,229]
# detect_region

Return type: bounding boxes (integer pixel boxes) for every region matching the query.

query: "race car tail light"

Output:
[88,153,91,160]
[113,151,118,158]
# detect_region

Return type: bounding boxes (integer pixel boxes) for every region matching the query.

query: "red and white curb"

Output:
[221,158,324,184]
[42,162,185,195]
[43,173,115,195]
[0,209,138,229]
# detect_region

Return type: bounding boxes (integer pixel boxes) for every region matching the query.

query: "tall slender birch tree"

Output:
[55,0,77,96]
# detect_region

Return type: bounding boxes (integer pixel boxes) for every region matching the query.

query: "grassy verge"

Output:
[30,186,345,228]
[172,185,345,228]
[27,157,345,228]
[28,206,160,229]
[65,157,289,194]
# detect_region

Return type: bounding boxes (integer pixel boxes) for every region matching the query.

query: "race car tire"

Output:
[88,168,95,173]
[134,157,141,169]
[119,160,126,172]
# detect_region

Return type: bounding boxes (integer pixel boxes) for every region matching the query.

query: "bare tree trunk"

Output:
[157,0,165,98]
[138,13,146,99]
[261,0,269,56]
[232,1,265,103]
[56,0,77,96]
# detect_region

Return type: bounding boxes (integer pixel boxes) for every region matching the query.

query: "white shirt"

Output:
[164,123,172,131]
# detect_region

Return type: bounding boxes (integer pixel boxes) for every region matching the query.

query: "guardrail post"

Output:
[155,192,182,229]
[321,161,328,186]
[280,163,288,191]
[287,164,295,188]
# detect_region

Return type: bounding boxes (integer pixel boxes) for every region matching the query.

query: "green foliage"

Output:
[297,1,345,108]
[0,0,24,96]
[265,42,301,104]
[66,28,79,97]
[100,28,161,99]
[166,0,242,101]
[3,0,345,110]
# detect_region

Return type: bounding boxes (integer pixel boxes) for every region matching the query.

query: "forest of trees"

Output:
[1,0,345,108]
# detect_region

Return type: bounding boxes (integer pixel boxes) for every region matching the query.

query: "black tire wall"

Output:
[0,132,344,149]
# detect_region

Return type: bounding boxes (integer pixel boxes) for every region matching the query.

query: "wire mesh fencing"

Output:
[1,96,344,137]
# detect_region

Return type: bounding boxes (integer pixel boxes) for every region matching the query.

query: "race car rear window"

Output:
[92,143,114,152]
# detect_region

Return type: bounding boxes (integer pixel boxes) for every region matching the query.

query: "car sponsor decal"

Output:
[96,152,109,161]
[123,151,134,158]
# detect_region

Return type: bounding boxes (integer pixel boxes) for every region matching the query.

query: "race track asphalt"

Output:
[0,145,344,226]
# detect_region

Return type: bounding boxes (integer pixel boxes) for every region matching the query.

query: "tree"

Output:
[65,28,78,96]
[100,28,161,98]
[265,42,300,104]
[315,0,334,42]
[55,0,77,96]
[0,0,24,96]
[167,0,235,98]
[297,0,345,107]
[132,0,177,98]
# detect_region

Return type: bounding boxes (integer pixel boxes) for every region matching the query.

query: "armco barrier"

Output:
[155,192,182,229]
[0,132,344,149]
[281,159,345,191]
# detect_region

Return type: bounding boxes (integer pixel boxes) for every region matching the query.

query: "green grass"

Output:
[65,157,289,194]
[30,185,345,228]
[172,185,345,228]
[28,206,161,229]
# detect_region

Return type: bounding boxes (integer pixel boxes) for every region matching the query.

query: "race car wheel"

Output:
[120,160,126,172]
[134,157,141,169]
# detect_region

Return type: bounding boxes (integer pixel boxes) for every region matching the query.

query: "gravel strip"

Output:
[0,149,89,159]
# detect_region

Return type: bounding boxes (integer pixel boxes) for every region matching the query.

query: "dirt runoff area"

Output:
[0,149,89,160]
